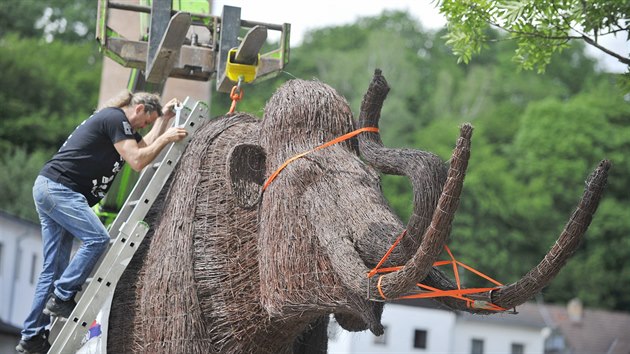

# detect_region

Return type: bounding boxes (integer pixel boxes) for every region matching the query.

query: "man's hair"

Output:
[102,90,163,116]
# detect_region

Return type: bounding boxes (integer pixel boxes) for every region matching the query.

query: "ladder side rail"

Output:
[48,222,149,353]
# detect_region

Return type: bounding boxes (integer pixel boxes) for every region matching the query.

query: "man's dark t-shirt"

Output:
[40,107,142,206]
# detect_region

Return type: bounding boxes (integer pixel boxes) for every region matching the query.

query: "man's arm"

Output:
[114,127,187,172]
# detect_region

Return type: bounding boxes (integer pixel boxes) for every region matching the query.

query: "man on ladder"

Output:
[16,91,187,354]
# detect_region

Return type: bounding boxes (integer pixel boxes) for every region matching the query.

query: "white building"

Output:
[0,211,43,352]
[328,299,546,354]
[328,297,630,354]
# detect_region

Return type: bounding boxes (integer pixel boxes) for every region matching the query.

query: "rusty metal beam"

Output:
[105,37,215,81]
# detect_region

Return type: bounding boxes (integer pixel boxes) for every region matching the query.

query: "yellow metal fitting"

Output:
[225,48,259,83]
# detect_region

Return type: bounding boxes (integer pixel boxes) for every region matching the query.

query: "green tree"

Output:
[0,34,101,217]
[0,34,102,152]
[438,0,630,74]
[295,11,436,146]
[509,86,630,309]
[448,82,630,311]
[0,147,51,222]
[0,0,96,43]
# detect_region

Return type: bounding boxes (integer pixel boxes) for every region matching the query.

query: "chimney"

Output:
[567,298,583,324]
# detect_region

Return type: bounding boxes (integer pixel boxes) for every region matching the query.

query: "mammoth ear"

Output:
[226,143,266,208]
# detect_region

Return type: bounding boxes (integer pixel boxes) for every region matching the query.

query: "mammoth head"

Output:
[227,79,360,208]
[227,75,443,211]
[226,70,610,336]
[260,79,357,159]
[226,77,402,326]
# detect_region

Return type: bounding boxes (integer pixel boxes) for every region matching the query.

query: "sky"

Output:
[212,0,628,73]
[212,0,446,46]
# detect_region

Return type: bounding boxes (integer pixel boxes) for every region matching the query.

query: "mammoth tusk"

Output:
[420,160,611,313]
[369,123,473,299]
[357,69,611,312]
[487,159,611,310]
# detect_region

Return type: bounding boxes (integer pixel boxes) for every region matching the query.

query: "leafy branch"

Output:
[438,0,630,72]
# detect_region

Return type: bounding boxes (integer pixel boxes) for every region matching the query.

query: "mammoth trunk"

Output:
[358,74,448,257]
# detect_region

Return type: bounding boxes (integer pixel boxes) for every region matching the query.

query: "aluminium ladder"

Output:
[48,97,209,353]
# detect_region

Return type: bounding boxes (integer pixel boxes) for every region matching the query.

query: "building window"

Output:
[374,325,387,345]
[327,316,340,341]
[471,338,484,354]
[511,343,524,354]
[413,329,427,349]
[545,329,566,353]
[16,248,22,280]
[30,253,38,284]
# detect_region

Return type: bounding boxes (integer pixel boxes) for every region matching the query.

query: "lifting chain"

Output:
[228,75,244,114]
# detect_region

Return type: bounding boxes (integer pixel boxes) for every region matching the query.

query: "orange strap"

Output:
[368,230,506,311]
[228,85,243,114]
[262,127,379,191]
[367,230,406,278]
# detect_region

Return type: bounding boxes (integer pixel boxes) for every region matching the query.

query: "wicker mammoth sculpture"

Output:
[107,70,609,353]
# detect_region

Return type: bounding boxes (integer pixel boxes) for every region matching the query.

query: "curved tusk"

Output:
[421,160,611,313]
[370,124,473,299]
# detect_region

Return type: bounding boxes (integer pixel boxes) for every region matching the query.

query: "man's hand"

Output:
[160,126,188,144]
[162,97,180,119]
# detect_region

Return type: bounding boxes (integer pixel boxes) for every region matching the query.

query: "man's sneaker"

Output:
[16,330,50,353]
[43,293,76,318]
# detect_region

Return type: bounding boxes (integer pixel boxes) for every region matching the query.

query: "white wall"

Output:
[0,214,42,328]
[329,303,456,353]
[11,236,42,326]
[0,220,17,321]
[328,303,547,354]
[452,319,545,354]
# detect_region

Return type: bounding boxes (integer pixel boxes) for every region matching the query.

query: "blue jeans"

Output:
[21,175,109,340]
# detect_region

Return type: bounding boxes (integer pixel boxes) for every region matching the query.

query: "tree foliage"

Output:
[0,0,96,43]
[0,34,102,152]
[452,84,630,310]
[438,0,630,74]
[0,147,51,221]
[0,4,101,221]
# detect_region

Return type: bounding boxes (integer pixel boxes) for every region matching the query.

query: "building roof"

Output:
[0,319,20,336]
[542,301,630,354]
[0,210,39,228]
